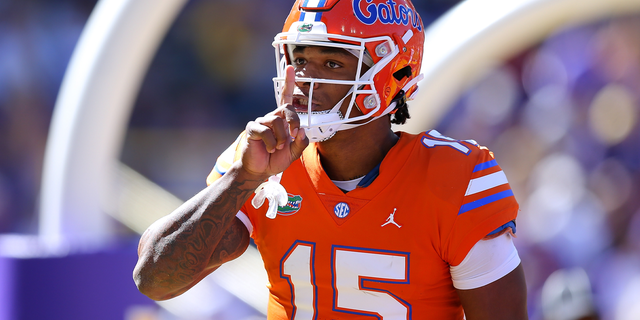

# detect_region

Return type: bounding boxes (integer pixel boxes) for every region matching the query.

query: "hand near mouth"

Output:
[240,65,309,179]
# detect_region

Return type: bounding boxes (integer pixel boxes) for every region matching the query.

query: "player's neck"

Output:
[316,117,398,181]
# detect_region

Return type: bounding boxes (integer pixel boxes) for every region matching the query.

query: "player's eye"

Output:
[326,61,341,69]
[292,58,306,67]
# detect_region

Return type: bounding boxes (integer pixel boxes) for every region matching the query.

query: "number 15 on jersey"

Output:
[281,240,412,319]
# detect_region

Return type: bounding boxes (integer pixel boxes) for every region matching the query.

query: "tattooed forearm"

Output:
[133,165,262,300]
[209,219,251,264]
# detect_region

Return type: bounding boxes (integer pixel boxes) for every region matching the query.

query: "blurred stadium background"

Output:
[1,0,639,319]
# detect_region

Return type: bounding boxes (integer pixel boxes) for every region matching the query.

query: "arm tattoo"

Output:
[138,173,260,295]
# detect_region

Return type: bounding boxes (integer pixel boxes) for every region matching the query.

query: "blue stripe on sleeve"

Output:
[213,163,226,176]
[458,189,514,215]
[473,159,498,173]
[487,221,516,236]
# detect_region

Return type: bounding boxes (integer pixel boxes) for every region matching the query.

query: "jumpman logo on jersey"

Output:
[381,208,402,228]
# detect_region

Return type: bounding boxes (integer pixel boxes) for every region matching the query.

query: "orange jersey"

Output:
[208,130,519,319]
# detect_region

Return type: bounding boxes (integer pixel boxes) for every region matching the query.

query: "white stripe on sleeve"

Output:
[236,210,253,235]
[465,170,508,196]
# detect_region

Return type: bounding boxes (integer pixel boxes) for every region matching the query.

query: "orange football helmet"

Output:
[273,0,425,141]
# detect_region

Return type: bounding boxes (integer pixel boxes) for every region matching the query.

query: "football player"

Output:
[134,0,528,319]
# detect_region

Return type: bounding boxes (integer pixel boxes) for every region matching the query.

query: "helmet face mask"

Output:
[272,0,425,142]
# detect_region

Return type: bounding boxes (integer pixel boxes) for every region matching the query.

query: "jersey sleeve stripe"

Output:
[465,171,508,196]
[472,159,498,173]
[213,162,228,176]
[236,210,253,235]
[487,221,516,236]
[458,189,514,215]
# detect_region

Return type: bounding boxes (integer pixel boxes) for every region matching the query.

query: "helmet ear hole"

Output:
[393,66,412,81]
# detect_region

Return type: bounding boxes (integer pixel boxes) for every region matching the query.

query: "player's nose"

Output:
[294,66,321,90]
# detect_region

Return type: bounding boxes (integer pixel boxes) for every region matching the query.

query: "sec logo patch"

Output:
[334,202,350,218]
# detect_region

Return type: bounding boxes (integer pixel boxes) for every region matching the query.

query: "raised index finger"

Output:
[279,65,295,106]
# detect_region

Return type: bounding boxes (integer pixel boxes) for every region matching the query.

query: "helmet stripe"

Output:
[299,0,325,22]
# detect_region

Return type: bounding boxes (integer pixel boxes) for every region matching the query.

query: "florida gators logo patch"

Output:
[277,194,303,215]
[297,23,313,32]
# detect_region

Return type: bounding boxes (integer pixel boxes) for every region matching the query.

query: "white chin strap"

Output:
[298,111,343,142]
[297,83,354,142]
[298,73,424,143]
